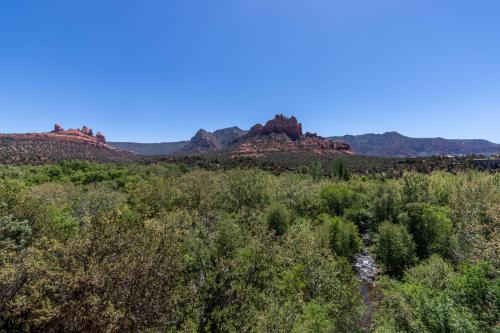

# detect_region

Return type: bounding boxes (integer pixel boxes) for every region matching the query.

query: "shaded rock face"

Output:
[212,126,246,146]
[182,129,221,152]
[249,114,303,140]
[53,124,64,132]
[95,132,106,143]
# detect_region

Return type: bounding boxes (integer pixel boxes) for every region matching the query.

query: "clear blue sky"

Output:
[1,0,499,143]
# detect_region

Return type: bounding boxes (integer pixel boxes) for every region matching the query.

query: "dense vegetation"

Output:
[0,160,498,332]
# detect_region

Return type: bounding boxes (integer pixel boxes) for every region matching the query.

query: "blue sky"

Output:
[0,0,499,142]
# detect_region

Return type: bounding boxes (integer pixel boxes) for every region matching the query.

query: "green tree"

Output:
[402,203,456,259]
[399,172,430,205]
[373,221,416,277]
[450,262,499,329]
[372,183,398,224]
[321,184,358,216]
[403,255,454,290]
[329,217,361,260]
[266,202,292,236]
[331,158,350,180]
[309,161,323,180]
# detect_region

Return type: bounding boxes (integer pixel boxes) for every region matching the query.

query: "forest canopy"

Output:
[0,160,498,332]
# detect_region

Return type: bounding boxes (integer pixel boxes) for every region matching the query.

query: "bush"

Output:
[399,172,430,205]
[321,184,358,216]
[373,221,416,277]
[331,158,350,180]
[403,255,454,290]
[450,262,499,329]
[329,217,361,260]
[266,203,291,236]
[402,203,456,259]
[0,215,32,249]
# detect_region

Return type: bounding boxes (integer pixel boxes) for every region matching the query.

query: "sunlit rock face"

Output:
[248,114,303,140]
[230,114,352,157]
[182,129,221,152]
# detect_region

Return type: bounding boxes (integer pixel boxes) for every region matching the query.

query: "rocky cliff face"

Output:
[247,114,303,140]
[212,126,246,146]
[181,129,221,153]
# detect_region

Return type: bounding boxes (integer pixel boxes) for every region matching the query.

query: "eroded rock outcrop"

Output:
[248,114,303,140]
[230,115,351,157]
[96,132,106,143]
[53,124,64,133]
[46,124,107,146]
[80,126,93,137]
[182,129,221,153]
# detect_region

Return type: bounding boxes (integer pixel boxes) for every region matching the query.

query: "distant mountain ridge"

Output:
[109,126,247,155]
[3,120,497,161]
[110,128,499,157]
[110,116,352,157]
[328,131,500,157]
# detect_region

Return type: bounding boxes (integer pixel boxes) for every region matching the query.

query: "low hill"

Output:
[329,132,500,157]
[0,124,136,164]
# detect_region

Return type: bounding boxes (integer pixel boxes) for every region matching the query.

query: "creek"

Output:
[354,234,378,331]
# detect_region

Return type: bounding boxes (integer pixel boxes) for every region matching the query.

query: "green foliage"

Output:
[328,216,361,260]
[374,256,498,333]
[0,162,497,332]
[292,301,335,333]
[331,158,350,180]
[0,179,25,214]
[373,221,416,277]
[403,255,454,290]
[402,203,456,259]
[449,262,499,329]
[399,172,430,205]
[309,160,323,180]
[266,202,292,236]
[0,215,32,249]
[372,183,398,224]
[320,184,358,216]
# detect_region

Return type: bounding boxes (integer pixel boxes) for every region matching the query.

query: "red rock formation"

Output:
[96,132,106,142]
[80,126,93,137]
[53,123,64,132]
[230,115,351,157]
[248,114,303,140]
[0,125,135,163]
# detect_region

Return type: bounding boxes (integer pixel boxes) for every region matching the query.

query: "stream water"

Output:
[354,234,378,331]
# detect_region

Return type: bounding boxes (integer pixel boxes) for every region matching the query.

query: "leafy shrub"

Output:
[373,221,416,277]
[329,216,361,260]
[321,184,358,216]
[266,202,291,236]
[0,215,32,249]
[331,158,350,180]
[402,203,456,259]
